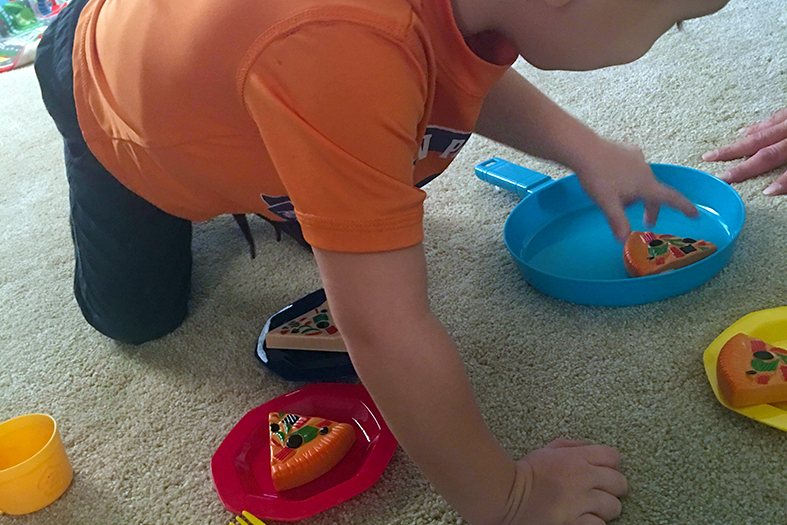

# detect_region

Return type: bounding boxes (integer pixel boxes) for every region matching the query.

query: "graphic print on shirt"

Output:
[261,125,474,211]
[417,125,472,161]
[261,194,297,221]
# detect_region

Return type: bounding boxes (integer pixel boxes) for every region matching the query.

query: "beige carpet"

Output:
[2,1,786,523]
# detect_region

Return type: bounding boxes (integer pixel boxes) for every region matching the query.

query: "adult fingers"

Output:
[764,170,787,196]
[704,119,787,162]
[721,137,787,183]
[741,108,787,136]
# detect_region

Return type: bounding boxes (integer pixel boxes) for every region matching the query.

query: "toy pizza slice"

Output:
[265,300,347,352]
[716,333,787,408]
[269,412,356,491]
[623,231,717,277]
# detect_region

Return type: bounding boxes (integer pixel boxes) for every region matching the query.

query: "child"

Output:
[35,0,730,523]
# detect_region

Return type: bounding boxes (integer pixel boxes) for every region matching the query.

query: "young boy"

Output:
[35,0,730,523]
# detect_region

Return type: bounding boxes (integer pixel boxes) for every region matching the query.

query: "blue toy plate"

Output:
[476,158,745,306]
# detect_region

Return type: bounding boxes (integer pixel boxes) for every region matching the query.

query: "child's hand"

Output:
[574,140,698,243]
[702,108,787,195]
[510,438,628,525]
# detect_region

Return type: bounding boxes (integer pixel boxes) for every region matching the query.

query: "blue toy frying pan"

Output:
[476,158,745,306]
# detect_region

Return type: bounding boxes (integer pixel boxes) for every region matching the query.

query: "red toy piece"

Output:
[211,383,398,521]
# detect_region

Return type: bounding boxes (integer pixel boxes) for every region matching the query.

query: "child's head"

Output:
[458,0,730,70]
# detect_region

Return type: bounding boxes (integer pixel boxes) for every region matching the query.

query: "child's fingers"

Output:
[573,515,606,525]
[721,137,787,184]
[585,488,624,521]
[643,200,660,225]
[591,466,629,497]
[597,198,631,243]
[579,444,622,470]
[545,437,589,449]
[652,186,697,219]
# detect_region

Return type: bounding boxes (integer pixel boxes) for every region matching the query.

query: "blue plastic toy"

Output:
[476,157,745,306]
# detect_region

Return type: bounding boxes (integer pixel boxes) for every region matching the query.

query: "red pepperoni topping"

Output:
[781,367,787,381]
[656,258,665,265]
[757,374,771,385]
[326,326,338,335]
[751,339,766,353]
[642,232,657,243]
[670,246,685,258]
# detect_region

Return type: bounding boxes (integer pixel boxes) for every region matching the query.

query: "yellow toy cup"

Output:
[0,414,73,515]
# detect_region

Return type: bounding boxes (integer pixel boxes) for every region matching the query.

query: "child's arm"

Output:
[313,243,627,525]
[475,68,697,241]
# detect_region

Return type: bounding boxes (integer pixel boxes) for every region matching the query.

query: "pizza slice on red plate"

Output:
[269,412,356,491]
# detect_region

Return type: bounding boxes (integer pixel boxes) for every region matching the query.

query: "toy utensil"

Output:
[229,510,267,525]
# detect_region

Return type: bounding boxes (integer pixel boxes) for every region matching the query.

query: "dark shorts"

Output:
[35,0,193,344]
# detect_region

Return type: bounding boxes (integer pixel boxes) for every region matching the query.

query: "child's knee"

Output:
[73,283,188,345]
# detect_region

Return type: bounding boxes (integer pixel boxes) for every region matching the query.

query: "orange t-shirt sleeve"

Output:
[241,20,431,253]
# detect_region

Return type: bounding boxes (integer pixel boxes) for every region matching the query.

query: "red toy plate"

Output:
[211,383,398,521]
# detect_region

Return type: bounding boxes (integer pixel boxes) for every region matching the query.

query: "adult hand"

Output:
[702,108,787,195]
[575,140,698,243]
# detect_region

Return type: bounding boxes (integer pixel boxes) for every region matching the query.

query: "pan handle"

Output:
[475,158,552,198]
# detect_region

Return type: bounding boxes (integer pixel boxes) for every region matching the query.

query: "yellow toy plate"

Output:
[703,306,787,431]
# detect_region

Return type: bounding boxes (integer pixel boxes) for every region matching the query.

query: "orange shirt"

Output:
[73,0,516,252]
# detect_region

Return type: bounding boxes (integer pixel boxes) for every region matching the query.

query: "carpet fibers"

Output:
[1,1,786,523]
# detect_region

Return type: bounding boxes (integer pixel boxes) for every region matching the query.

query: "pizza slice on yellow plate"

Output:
[269,412,356,491]
[623,231,717,277]
[716,333,787,408]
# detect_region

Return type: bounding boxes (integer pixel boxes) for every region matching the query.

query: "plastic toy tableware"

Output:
[0,413,73,515]
[229,510,268,525]
[476,158,745,306]
[211,383,398,521]
[256,289,356,382]
[703,307,787,432]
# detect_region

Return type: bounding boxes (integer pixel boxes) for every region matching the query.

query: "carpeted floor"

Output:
[2,1,786,523]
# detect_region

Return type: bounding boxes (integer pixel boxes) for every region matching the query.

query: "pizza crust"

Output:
[265,300,347,352]
[269,412,356,491]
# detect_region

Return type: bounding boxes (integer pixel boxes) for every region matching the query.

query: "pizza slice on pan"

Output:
[624,231,716,277]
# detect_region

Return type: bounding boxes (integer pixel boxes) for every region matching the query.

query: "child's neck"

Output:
[450,0,516,65]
